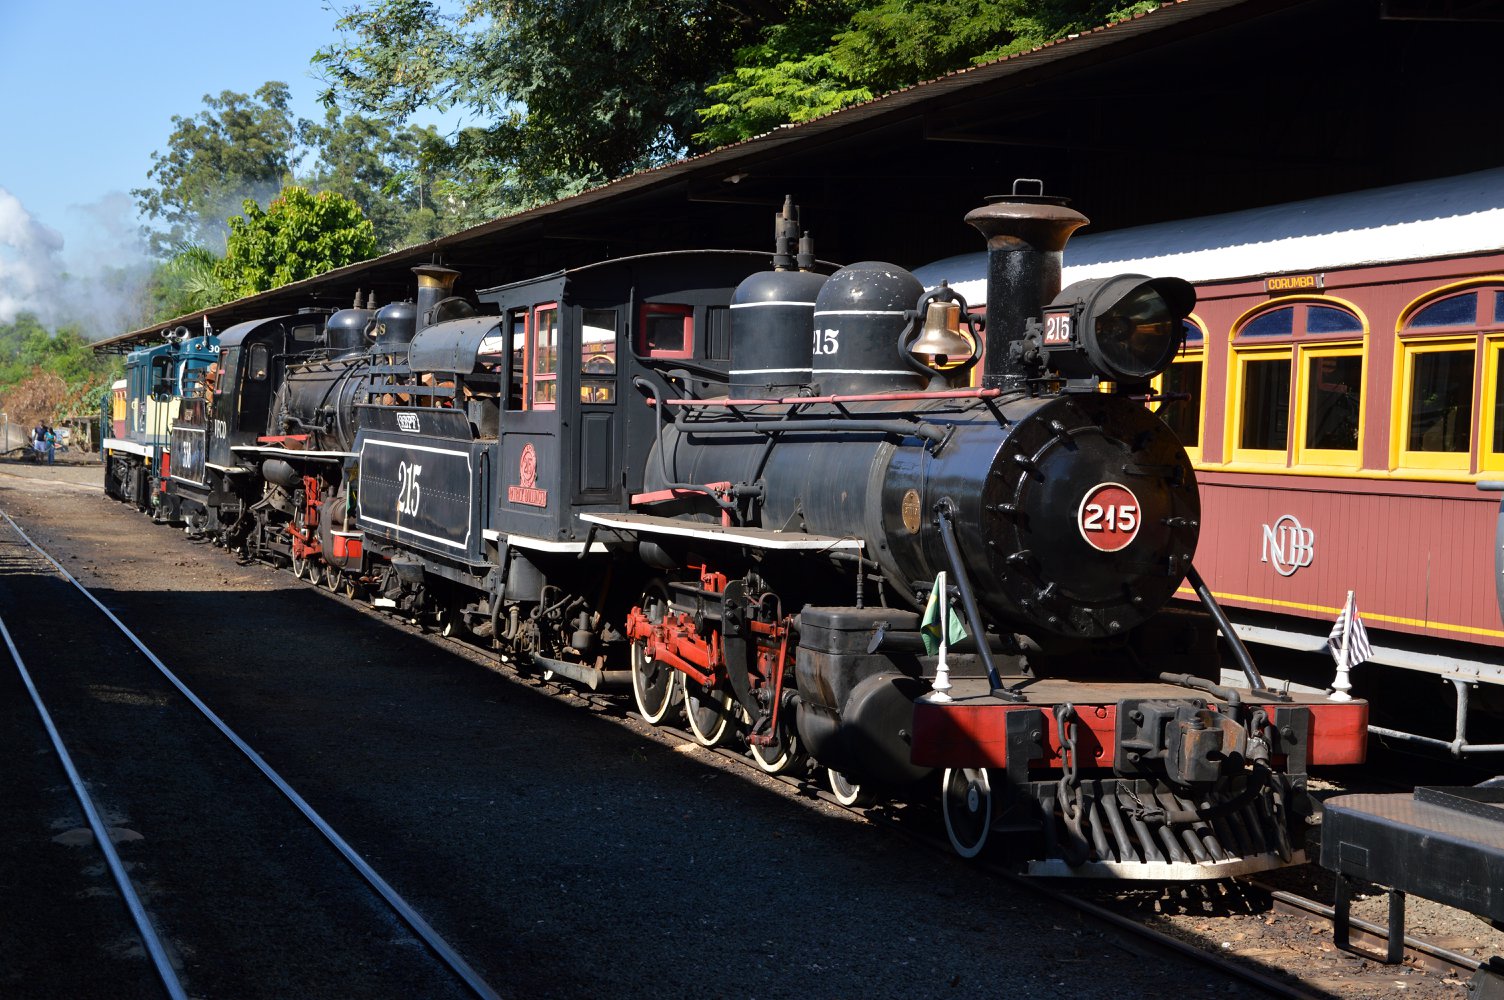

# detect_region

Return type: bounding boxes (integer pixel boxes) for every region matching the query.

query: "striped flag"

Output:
[921,571,968,656]
[1329,591,1372,671]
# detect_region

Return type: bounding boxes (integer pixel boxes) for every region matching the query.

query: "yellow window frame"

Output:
[1227,347,1293,466]
[1151,352,1205,463]
[1293,343,1364,470]
[1393,336,1476,473]
[1480,337,1504,474]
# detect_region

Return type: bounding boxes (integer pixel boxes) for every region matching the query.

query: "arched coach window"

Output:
[1227,298,1366,469]
[1153,317,1207,459]
[1396,281,1504,474]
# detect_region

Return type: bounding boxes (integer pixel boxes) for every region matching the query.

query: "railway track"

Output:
[0,510,502,1000]
[639,716,1490,996]
[1,469,1484,997]
[386,595,1488,998]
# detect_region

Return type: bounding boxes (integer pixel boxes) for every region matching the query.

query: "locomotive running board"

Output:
[232,445,358,460]
[579,512,864,551]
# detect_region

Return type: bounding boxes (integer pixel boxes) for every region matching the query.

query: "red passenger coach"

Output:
[918,167,1504,754]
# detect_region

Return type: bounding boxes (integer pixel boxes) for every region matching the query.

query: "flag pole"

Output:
[1330,589,1355,703]
[930,571,953,703]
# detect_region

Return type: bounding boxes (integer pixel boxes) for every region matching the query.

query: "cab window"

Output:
[531,304,559,409]
[580,308,617,403]
[248,343,270,381]
[638,304,693,359]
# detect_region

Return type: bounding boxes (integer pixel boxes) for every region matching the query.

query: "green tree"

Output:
[215,187,378,299]
[696,3,872,148]
[315,0,776,211]
[134,83,304,254]
[697,0,1161,146]
[148,245,229,321]
[302,109,485,250]
[0,313,122,425]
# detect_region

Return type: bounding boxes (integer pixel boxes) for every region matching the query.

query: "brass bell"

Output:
[909,299,975,369]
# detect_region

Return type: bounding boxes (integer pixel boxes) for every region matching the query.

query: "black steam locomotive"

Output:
[145,191,1368,875]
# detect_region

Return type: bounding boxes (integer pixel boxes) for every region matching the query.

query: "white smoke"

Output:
[0,186,66,325]
[0,187,154,339]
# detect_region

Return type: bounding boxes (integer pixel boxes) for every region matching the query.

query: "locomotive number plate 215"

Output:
[1077,482,1140,552]
[1042,311,1073,346]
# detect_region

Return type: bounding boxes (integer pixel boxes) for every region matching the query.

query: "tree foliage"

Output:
[147,245,228,321]
[697,0,1161,145]
[215,187,378,299]
[129,0,1162,307]
[313,0,1169,198]
[696,3,872,148]
[133,83,302,253]
[301,109,490,250]
[315,0,774,208]
[0,313,122,428]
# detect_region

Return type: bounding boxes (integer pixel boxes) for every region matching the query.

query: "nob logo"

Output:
[396,413,420,433]
[1261,514,1315,577]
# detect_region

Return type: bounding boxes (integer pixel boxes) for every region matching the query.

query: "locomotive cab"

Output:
[470,252,776,545]
[167,313,328,537]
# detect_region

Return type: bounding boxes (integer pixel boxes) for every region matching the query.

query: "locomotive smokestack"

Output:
[413,263,461,332]
[964,183,1088,389]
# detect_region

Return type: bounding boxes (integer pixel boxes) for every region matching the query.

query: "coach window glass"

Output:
[1152,318,1204,460]
[1240,357,1291,451]
[1397,286,1496,474]
[1406,348,1473,453]
[1481,336,1504,474]
[1304,353,1363,450]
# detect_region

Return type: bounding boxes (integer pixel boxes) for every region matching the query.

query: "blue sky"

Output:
[0,1,452,332]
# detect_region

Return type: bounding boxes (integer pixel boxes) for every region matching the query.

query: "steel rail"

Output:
[1257,883,1480,977]
[428,624,1325,998]
[0,611,188,1000]
[0,511,503,1000]
[627,715,1319,999]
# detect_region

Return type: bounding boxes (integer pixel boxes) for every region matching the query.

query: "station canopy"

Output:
[98,0,1504,352]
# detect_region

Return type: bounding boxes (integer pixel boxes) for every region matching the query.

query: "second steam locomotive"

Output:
[115,190,1368,875]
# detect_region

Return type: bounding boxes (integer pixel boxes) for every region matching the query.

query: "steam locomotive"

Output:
[124,190,1369,876]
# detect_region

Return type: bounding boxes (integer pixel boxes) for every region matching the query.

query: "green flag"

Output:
[921,572,968,655]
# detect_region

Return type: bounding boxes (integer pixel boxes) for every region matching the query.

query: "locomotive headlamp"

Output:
[1038,274,1196,383]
